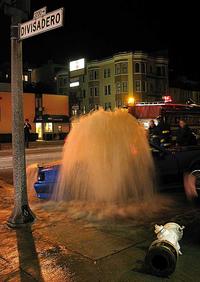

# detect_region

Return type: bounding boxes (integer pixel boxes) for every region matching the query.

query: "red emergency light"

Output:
[162,95,172,103]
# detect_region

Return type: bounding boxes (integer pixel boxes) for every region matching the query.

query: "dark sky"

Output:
[0,1,199,79]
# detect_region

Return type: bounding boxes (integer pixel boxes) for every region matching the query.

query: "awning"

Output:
[34,114,69,123]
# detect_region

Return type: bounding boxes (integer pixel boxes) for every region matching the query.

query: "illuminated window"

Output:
[45,123,53,132]
[23,75,28,82]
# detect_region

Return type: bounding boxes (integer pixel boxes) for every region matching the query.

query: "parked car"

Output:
[34,143,200,199]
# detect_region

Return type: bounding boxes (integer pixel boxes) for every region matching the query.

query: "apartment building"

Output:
[60,51,168,114]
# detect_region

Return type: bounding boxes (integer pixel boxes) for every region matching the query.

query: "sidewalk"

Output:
[0,180,200,281]
[0,140,64,151]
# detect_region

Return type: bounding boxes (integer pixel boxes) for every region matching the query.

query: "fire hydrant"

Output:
[145,222,185,277]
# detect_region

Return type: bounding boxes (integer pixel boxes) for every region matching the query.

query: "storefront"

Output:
[34,114,70,140]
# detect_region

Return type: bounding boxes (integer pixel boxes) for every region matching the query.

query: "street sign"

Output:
[19,7,64,40]
[33,6,47,19]
[72,105,79,110]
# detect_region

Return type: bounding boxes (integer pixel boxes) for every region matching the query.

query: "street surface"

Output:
[0,142,200,281]
[0,145,62,184]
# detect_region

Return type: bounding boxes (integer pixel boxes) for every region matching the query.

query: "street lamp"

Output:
[127,96,135,116]
[128,97,135,106]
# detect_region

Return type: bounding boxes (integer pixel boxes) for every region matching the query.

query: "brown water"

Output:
[53,109,156,203]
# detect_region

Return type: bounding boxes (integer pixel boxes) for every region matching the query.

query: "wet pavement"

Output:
[0,179,200,281]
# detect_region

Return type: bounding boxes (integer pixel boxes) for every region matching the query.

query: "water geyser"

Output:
[53,109,155,203]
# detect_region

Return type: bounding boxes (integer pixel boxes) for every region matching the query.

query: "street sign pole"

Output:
[7,15,35,228]
[6,4,64,228]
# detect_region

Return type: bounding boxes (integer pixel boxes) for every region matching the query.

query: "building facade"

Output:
[58,51,169,115]
[0,84,69,142]
[169,87,200,104]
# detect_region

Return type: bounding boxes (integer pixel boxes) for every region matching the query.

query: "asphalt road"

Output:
[0,146,63,184]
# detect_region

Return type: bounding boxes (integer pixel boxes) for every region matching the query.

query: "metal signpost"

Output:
[7,5,64,228]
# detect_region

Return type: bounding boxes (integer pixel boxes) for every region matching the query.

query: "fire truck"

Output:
[128,96,200,142]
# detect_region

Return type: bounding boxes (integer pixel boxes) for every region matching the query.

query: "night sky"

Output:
[0,1,199,80]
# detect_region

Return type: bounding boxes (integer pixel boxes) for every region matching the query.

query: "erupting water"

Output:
[53,109,156,203]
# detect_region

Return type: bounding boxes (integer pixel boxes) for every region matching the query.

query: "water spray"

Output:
[145,222,184,277]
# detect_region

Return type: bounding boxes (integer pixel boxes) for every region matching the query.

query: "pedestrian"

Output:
[176,119,196,146]
[24,118,32,148]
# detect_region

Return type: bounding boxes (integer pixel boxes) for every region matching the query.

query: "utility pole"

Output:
[1,0,35,227]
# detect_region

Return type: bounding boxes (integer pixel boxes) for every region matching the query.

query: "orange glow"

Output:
[128,97,135,106]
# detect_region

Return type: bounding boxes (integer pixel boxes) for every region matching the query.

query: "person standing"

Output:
[176,119,196,146]
[155,116,171,147]
[24,119,32,148]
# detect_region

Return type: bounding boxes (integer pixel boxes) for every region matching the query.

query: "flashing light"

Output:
[162,96,172,103]
[128,97,135,106]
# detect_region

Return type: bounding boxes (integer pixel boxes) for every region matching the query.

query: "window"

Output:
[115,63,121,75]
[89,69,99,80]
[104,85,111,95]
[116,100,122,107]
[142,81,146,92]
[141,62,146,73]
[116,82,121,94]
[122,81,128,92]
[104,68,111,78]
[23,75,28,82]
[135,80,141,92]
[90,87,93,97]
[122,63,128,74]
[162,66,166,76]
[94,87,99,96]
[108,85,111,95]
[157,66,161,76]
[45,123,53,133]
[89,71,93,80]
[135,63,140,73]
[94,70,99,79]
